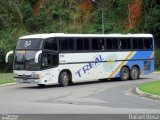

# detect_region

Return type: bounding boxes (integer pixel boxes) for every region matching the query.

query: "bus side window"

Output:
[99,38,105,50]
[60,38,75,51]
[44,38,58,51]
[91,38,104,50]
[84,38,90,50]
[76,38,83,50]
[144,38,152,50]
[132,38,144,50]
[106,38,112,50]
[138,38,144,49]
[60,38,68,51]
[132,38,138,49]
[76,38,90,51]
[112,38,119,50]
[120,38,131,50]
[68,38,75,51]
[91,38,98,50]
[127,38,131,49]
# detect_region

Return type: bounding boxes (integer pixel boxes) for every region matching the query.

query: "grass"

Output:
[0,73,15,85]
[139,80,160,96]
[155,67,160,72]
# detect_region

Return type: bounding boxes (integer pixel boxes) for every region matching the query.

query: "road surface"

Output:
[0,73,160,114]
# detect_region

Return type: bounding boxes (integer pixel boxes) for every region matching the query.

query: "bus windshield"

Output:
[14,50,41,70]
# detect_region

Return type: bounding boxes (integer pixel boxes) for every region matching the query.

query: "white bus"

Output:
[6,33,154,87]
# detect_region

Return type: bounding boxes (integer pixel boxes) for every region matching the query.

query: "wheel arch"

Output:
[121,65,130,71]
[121,65,140,72]
[131,65,140,72]
[59,69,72,83]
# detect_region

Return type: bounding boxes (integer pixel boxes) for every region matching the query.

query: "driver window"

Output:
[42,54,51,68]
[44,38,58,51]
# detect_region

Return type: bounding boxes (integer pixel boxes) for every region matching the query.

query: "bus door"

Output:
[42,50,59,82]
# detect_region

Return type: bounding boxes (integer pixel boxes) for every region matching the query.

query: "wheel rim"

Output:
[132,68,138,79]
[63,73,68,84]
[122,67,129,80]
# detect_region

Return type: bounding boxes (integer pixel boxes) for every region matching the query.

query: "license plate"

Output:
[23,80,30,83]
[23,77,27,80]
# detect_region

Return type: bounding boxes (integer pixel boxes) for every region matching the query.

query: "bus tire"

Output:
[130,66,140,80]
[59,72,69,87]
[120,66,130,81]
[38,84,45,87]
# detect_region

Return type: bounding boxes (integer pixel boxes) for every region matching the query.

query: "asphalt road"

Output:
[0,73,160,115]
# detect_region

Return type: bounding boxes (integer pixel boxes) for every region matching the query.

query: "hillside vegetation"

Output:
[0,0,160,71]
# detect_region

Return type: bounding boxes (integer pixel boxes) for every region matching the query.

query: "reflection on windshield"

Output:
[14,51,41,70]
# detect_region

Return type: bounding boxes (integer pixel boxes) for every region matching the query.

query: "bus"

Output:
[6,33,154,87]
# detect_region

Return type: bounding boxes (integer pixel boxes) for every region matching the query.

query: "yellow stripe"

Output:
[108,52,134,78]
[142,52,155,75]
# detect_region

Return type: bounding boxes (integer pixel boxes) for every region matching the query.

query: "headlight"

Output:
[31,74,40,79]
[14,73,18,77]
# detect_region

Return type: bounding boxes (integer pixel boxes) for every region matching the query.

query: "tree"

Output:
[146,5,160,48]
[0,0,24,29]
[0,48,5,63]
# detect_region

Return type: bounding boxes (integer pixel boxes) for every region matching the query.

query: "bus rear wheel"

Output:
[59,72,69,87]
[120,66,130,81]
[130,66,140,80]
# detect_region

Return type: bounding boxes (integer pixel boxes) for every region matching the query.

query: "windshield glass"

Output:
[16,39,42,49]
[14,50,41,70]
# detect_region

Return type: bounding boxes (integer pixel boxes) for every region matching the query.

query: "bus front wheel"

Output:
[59,72,69,87]
[130,66,140,80]
[120,66,130,81]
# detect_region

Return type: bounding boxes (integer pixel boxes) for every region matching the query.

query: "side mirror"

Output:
[35,50,42,63]
[5,51,14,63]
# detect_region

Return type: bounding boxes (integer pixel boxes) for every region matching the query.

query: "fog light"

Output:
[14,73,18,77]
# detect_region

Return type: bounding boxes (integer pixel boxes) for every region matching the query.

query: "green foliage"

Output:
[0,73,14,84]
[127,28,139,33]
[0,49,5,67]
[108,0,128,18]
[0,0,24,29]
[155,50,160,70]
[0,0,160,71]
[139,80,160,96]
[146,5,160,49]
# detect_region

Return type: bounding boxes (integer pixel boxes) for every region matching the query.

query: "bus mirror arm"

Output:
[35,50,42,63]
[5,51,14,63]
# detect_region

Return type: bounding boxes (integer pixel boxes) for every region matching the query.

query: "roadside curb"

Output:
[154,72,160,74]
[136,87,160,101]
[0,83,17,87]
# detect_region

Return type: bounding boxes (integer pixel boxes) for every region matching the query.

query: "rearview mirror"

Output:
[35,50,42,63]
[5,51,14,63]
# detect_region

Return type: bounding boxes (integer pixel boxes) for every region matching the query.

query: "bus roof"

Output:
[19,33,153,39]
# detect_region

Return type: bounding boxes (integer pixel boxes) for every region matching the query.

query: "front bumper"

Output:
[15,77,41,84]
